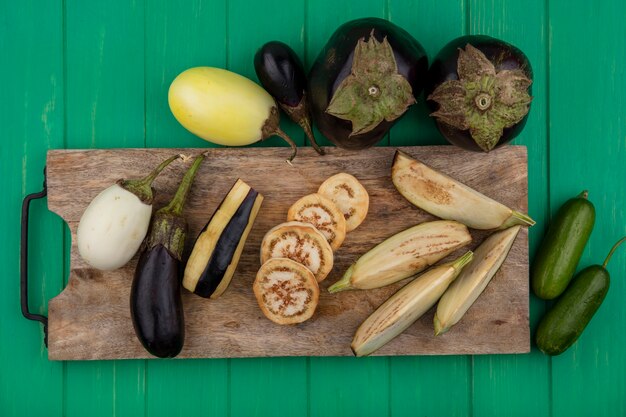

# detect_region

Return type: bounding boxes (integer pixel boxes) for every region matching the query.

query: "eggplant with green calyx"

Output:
[254,41,324,155]
[77,154,180,271]
[425,35,533,152]
[183,179,264,299]
[308,18,428,150]
[131,154,204,358]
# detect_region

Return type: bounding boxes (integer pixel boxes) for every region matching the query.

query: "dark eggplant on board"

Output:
[183,179,264,299]
[254,41,324,155]
[425,35,533,152]
[308,18,428,150]
[130,154,205,358]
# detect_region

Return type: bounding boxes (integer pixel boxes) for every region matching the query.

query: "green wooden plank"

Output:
[230,358,308,417]
[145,360,227,417]
[227,0,305,154]
[468,1,552,415]
[387,2,471,416]
[310,356,389,417]
[388,0,466,147]
[64,1,146,416]
[0,1,65,415]
[144,2,229,415]
[549,1,626,415]
[145,0,228,149]
[226,2,308,415]
[305,3,391,416]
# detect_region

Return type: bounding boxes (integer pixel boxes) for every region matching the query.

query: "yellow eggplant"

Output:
[168,67,298,161]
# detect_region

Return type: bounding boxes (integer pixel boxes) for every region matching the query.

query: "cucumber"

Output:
[531,191,595,299]
[535,237,625,355]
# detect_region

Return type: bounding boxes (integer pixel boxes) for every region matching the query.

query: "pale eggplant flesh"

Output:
[391,150,534,230]
[183,179,263,299]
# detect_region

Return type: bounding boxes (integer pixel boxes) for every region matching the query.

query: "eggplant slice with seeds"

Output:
[261,221,334,282]
[253,258,320,325]
[287,193,347,250]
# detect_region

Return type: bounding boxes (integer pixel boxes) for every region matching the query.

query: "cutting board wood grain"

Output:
[46,146,529,360]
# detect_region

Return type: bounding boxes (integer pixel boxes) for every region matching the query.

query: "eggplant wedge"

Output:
[391,150,534,230]
[183,179,263,298]
[352,251,473,356]
[434,225,521,335]
[328,220,472,293]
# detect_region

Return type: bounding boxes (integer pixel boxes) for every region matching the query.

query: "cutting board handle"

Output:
[20,166,49,347]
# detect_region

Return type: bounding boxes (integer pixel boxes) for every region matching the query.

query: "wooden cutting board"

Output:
[46,146,529,360]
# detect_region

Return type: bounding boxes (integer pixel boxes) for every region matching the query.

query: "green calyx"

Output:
[146,154,205,260]
[118,154,181,204]
[428,44,533,152]
[325,32,415,136]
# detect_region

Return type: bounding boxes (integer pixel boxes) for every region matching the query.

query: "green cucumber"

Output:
[531,191,595,299]
[536,237,626,355]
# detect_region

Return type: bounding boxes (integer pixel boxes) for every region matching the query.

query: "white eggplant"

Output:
[351,251,473,357]
[77,155,180,271]
[434,225,521,335]
[391,150,534,230]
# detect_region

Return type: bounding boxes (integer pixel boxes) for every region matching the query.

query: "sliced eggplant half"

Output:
[352,251,473,356]
[434,225,521,335]
[318,173,369,232]
[183,179,263,298]
[261,221,334,282]
[391,150,535,230]
[253,258,320,325]
[328,220,472,293]
[287,193,347,250]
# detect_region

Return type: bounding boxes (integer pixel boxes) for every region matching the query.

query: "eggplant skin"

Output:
[425,35,533,152]
[194,189,259,297]
[308,17,428,150]
[130,244,184,358]
[254,41,306,108]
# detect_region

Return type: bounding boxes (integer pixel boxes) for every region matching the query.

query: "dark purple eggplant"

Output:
[254,41,324,155]
[130,154,204,358]
[308,18,428,150]
[425,35,533,152]
[183,179,263,299]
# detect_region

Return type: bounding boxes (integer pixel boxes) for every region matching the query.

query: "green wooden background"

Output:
[2,0,625,415]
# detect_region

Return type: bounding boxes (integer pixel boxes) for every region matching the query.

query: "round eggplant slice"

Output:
[318,173,369,232]
[253,258,320,325]
[287,193,347,250]
[261,221,334,282]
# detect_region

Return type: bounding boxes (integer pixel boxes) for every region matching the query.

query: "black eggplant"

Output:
[425,35,533,152]
[308,18,428,150]
[183,179,263,298]
[254,41,324,155]
[130,154,204,358]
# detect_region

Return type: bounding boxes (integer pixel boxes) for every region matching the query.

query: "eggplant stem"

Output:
[118,154,181,204]
[500,211,536,229]
[138,154,181,186]
[452,250,474,270]
[328,264,355,293]
[298,117,325,155]
[602,236,626,268]
[273,128,298,163]
[159,154,205,217]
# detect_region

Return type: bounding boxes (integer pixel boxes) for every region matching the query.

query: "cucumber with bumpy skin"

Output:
[531,191,595,299]
[535,237,626,355]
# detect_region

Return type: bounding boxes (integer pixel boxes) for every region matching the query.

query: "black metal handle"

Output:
[21,166,49,347]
